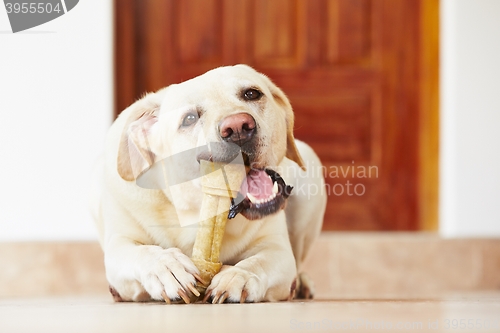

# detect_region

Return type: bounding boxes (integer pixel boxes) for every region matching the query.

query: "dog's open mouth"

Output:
[228,168,293,220]
[195,144,293,220]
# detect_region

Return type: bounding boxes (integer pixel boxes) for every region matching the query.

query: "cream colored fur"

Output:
[90,65,326,302]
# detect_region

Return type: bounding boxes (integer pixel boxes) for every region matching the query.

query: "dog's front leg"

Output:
[101,201,200,302]
[204,217,297,303]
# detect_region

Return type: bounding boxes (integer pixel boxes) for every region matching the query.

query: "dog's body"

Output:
[90,65,326,303]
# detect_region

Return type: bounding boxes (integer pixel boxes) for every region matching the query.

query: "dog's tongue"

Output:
[240,169,273,200]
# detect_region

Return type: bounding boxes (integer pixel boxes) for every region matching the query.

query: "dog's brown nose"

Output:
[219,113,256,146]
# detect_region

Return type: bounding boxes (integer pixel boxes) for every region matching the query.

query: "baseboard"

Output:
[0,242,108,298]
[303,233,500,299]
[1,233,499,299]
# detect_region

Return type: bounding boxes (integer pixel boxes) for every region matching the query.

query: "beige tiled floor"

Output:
[1,293,500,333]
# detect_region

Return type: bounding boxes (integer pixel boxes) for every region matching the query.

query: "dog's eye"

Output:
[182,113,198,127]
[243,88,262,101]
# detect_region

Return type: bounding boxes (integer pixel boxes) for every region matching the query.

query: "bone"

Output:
[190,159,246,302]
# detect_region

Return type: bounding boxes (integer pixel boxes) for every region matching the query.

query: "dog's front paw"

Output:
[203,265,266,304]
[138,246,201,303]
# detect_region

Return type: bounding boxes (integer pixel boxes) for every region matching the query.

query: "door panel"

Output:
[175,0,223,65]
[114,0,439,231]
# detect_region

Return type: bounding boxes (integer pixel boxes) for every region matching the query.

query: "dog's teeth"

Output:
[248,191,277,205]
[272,182,278,194]
[247,193,258,204]
[262,193,275,203]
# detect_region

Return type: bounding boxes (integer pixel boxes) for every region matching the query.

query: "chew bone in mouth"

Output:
[228,168,293,220]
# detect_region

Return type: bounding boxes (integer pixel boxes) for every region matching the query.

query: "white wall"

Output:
[0,0,112,240]
[440,0,500,237]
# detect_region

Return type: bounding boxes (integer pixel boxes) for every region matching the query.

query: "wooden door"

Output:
[114,0,439,231]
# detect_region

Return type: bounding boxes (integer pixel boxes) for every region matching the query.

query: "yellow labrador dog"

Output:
[90,64,326,303]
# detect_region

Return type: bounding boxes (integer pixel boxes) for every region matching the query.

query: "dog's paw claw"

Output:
[295,272,315,300]
[177,288,191,304]
[240,289,248,303]
[109,285,124,302]
[161,291,171,304]
[212,291,228,304]
[202,289,213,303]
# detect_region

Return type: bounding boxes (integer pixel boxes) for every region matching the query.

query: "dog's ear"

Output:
[261,74,306,171]
[117,92,161,181]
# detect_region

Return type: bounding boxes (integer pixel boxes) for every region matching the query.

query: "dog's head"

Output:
[116,64,304,220]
